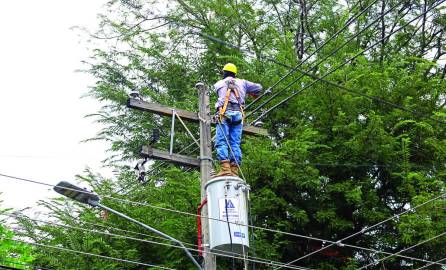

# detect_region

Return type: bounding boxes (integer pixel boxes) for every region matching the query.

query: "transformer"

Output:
[205,176,250,255]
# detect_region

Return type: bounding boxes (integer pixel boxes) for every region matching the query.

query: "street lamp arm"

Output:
[53,181,202,270]
[95,202,203,270]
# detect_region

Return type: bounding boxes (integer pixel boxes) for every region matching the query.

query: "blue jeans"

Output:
[215,110,243,165]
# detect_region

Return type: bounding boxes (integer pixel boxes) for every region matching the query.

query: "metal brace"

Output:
[175,112,200,148]
[169,109,176,155]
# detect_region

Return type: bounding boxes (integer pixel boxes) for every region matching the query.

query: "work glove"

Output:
[248,92,259,98]
[212,110,221,123]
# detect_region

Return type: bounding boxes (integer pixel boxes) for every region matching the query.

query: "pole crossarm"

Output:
[128,98,198,120]
[140,145,200,168]
[127,98,268,136]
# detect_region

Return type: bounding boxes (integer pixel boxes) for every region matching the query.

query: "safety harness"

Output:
[218,79,245,124]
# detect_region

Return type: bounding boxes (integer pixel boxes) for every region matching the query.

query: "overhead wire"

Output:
[3,212,197,249]
[2,173,445,267]
[188,11,446,126]
[0,236,176,270]
[344,0,362,25]
[70,214,201,248]
[111,146,399,199]
[245,161,396,168]
[34,210,200,252]
[18,210,446,268]
[246,0,404,114]
[273,192,446,270]
[245,0,382,110]
[415,257,446,270]
[357,231,446,269]
[3,212,306,270]
[6,226,311,270]
[252,0,446,125]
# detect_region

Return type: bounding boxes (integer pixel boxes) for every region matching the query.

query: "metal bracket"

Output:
[169,109,176,155]
[175,112,200,148]
[198,115,210,125]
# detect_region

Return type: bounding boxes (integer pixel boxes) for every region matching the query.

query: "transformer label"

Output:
[234,232,245,238]
[219,198,240,223]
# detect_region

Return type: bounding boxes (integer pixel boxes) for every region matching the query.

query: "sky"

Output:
[0,1,113,211]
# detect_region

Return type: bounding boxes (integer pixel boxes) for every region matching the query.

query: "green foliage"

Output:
[16,0,446,269]
[0,219,34,269]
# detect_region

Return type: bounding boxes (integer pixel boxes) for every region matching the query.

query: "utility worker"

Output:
[214,63,262,177]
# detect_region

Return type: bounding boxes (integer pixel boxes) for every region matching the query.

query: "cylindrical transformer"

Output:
[205,176,249,255]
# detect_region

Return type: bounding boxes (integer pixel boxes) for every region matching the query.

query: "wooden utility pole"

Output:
[127,84,267,269]
[196,82,216,269]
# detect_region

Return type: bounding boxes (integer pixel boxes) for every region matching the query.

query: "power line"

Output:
[6,225,312,270]
[2,173,445,268]
[357,231,446,269]
[4,212,195,248]
[5,213,307,270]
[65,213,201,248]
[273,192,446,270]
[245,0,382,110]
[0,237,175,270]
[247,0,405,114]
[189,9,446,126]
[252,0,446,125]
[415,257,446,270]
[245,160,396,168]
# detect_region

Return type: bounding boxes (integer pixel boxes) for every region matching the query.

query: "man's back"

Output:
[214,77,262,109]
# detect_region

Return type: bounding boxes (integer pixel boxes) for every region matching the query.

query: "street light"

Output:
[53,181,202,270]
[53,181,99,205]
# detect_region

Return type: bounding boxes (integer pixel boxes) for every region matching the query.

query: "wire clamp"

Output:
[199,156,213,162]
[335,241,344,247]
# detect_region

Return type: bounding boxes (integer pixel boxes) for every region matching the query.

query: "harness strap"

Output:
[219,87,232,121]
[232,88,246,123]
[219,80,245,124]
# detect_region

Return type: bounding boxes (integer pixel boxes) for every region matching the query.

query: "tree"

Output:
[17,0,446,269]
[0,209,34,269]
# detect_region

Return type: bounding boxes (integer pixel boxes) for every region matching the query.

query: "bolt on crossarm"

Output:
[53,181,202,270]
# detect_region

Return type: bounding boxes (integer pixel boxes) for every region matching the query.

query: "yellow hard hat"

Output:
[222,63,237,74]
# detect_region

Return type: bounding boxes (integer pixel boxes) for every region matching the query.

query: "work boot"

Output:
[230,163,239,177]
[215,160,232,177]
